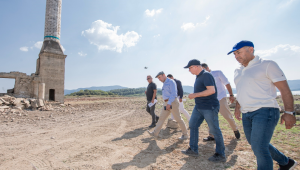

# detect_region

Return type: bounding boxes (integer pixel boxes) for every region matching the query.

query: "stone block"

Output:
[38,99,45,107]
[31,100,38,108]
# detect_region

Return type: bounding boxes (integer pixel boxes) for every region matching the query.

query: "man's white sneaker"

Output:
[147,130,160,140]
[179,135,188,140]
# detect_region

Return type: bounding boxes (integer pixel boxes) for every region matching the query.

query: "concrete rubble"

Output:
[0,95,56,113]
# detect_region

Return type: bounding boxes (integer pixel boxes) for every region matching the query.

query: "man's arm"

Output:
[188,86,215,99]
[234,101,242,121]
[274,80,296,129]
[225,84,235,103]
[151,90,157,103]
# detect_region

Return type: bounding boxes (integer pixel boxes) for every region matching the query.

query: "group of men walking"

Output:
[144,40,297,170]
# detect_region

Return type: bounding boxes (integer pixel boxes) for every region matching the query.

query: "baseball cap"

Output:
[155,71,165,78]
[184,59,201,68]
[227,40,254,55]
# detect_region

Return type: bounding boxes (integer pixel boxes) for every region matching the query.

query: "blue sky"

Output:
[1,0,300,92]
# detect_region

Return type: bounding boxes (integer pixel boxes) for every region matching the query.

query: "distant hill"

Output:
[64,85,128,95]
[64,80,300,96]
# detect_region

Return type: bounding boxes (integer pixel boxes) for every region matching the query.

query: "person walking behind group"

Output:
[167,74,191,122]
[229,40,297,170]
[201,63,240,141]
[181,59,226,162]
[148,72,188,140]
[145,75,159,128]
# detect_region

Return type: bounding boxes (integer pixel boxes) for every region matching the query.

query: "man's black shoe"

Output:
[181,147,199,157]
[155,116,159,123]
[203,136,215,142]
[234,130,240,139]
[208,153,226,162]
[278,158,297,170]
[148,124,156,128]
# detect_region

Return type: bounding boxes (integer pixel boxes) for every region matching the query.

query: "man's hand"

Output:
[145,91,147,94]
[281,113,296,129]
[229,96,235,103]
[166,104,171,110]
[234,110,242,121]
[151,99,154,103]
[179,98,182,102]
[234,101,242,121]
[188,93,195,99]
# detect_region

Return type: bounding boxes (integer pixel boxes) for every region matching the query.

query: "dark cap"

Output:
[155,71,165,78]
[184,59,201,68]
[167,74,173,78]
[227,40,254,55]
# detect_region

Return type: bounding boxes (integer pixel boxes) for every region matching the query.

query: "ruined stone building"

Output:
[0,0,66,103]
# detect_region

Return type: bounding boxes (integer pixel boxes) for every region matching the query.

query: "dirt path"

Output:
[0,98,298,170]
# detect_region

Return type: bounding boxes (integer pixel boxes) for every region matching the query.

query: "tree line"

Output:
[65,88,188,97]
[66,89,115,96]
[109,88,162,96]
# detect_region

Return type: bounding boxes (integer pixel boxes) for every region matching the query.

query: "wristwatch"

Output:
[284,111,296,116]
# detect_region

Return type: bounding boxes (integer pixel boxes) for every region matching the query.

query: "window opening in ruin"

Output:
[49,89,55,101]
[0,78,15,94]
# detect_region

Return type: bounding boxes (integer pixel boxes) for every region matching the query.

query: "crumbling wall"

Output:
[0,72,36,98]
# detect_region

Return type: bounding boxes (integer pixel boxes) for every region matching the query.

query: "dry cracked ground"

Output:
[0,97,299,170]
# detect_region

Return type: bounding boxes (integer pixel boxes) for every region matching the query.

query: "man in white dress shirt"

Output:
[201,63,240,141]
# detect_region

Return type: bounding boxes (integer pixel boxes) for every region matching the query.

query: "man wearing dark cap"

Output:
[166,74,191,122]
[181,60,226,162]
[229,40,297,170]
[148,71,188,140]
[145,75,159,128]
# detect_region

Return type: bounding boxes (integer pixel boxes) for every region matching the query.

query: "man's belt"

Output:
[164,99,169,102]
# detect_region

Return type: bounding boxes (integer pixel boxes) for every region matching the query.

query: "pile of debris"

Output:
[0,95,54,113]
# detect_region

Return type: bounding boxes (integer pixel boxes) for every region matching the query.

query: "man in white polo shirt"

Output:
[201,63,240,141]
[228,40,297,170]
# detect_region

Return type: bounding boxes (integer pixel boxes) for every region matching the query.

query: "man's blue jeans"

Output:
[189,105,225,156]
[242,107,289,170]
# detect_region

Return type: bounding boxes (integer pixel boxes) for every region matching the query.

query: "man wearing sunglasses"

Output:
[145,75,159,128]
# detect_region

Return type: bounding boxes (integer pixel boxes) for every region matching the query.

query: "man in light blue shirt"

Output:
[148,71,188,140]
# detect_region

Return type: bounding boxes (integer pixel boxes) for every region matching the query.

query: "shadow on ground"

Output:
[112,127,148,141]
[180,138,238,169]
[111,138,184,169]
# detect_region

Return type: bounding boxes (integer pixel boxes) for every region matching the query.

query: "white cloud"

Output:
[34,41,43,49]
[154,34,160,38]
[181,16,210,31]
[256,44,300,59]
[78,52,87,57]
[181,23,196,31]
[20,47,29,52]
[145,8,163,17]
[82,20,141,53]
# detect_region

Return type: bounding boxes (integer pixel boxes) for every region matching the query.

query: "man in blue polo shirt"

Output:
[181,59,226,162]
